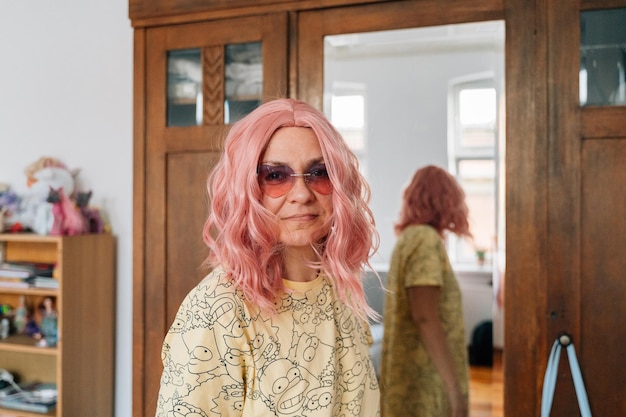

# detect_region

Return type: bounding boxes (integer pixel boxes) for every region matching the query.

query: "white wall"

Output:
[0,2,133,416]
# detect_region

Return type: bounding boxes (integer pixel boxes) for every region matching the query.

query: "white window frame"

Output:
[447,73,499,266]
[325,82,368,177]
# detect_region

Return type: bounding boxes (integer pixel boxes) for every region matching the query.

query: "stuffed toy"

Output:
[46,187,87,236]
[75,190,105,233]
[4,157,105,235]
[5,157,80,235]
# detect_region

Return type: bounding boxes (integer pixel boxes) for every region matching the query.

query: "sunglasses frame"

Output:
[257,163,333,197]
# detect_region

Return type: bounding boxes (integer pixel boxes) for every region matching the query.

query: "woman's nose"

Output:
[287,175,315,201]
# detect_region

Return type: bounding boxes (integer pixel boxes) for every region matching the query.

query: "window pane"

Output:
[224,42,262,124]
[167,49,202,127]
[458,159,496,261]
[459,88,496,147]
[580,8,626,106]
[328,92,367,178]
[331,95,365,150]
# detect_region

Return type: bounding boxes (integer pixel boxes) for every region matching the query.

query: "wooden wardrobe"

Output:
[130,1,626,416]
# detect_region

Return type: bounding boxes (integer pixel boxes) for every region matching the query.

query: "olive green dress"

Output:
[380,224,468,417]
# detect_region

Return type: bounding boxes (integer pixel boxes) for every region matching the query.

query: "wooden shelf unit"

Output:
[0,233,115,417]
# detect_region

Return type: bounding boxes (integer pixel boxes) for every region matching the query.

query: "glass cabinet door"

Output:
[148,14,287,131]
[167,42,263,126]
[580,8,626,106]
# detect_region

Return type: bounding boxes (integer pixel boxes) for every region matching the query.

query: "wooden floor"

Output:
[469,349,503,417]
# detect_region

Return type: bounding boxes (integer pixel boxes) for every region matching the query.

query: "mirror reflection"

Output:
[324,21,505,416]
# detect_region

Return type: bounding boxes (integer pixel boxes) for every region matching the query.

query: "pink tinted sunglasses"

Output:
[257,163,334,197]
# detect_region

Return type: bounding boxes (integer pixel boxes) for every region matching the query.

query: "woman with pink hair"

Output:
[380,165,472,417]
[156,98,380,417]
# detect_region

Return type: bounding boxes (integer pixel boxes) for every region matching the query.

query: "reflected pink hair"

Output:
[394,165,472,239]
[203,98,379,319]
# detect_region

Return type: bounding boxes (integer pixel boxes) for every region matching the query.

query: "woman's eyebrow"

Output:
[305,157,326,167]
[259,160,285,165]
[260,157,325,166]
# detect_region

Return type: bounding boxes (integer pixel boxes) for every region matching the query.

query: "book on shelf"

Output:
[0,276,58,290]
[0,262,55,279]
[0,276,30,288]
[26,276,59,289]
[0,381,57,413]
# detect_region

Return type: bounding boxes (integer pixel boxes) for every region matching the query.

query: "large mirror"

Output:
[323,21,505,416]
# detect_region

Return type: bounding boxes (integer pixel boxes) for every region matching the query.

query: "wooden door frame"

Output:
[503,1,549,415]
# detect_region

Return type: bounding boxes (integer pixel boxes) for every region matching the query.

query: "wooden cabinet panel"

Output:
[129,0,382,27]
[166,151,221,322]
[544,2,626,416]
[130,0,287,21]
[581,139,626,416]
[134,13,289,417]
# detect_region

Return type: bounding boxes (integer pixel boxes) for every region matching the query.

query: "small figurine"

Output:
[14,295,28,335]
[34,297,58,348]
[0,318,8,339]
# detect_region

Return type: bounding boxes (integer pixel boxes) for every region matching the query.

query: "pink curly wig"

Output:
[203,98,379,319]
[394,165,472,239]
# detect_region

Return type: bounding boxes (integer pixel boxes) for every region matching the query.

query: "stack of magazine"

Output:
[0,380,57,413]
[0,261,57,289]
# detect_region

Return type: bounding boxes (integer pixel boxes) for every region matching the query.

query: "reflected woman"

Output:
[380,165,471,417]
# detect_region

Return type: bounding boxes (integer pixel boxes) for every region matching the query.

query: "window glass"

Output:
[328,89,367,177]
[449,80,498,265]
[167,49,202,127]
[458,159,496,257]
[580,8,626,106]
[459,88,496,147]
[224,42,263,124]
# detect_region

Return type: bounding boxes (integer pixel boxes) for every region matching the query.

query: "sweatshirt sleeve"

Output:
[155,273,249,417]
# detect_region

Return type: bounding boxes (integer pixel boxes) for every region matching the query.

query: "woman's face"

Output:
[259,127,333,249]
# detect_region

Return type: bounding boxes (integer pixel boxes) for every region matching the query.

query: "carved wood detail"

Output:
[203,46,225,125]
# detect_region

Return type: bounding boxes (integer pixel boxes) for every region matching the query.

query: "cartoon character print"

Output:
[159,302,226,400]
[331,351,372,417]
[329,294,379,416]
[160,343,186,387]
[339,351,367,394]
[274,291,294,312]
[258,358,327,416]
[170,399,210,417]
[210,383,248,416]
[160,273,253,412]
[246,315,281,369]
[181,292,246,386]
[290,332,336,381]
[305,384,334,414]
[291,282,333,333]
